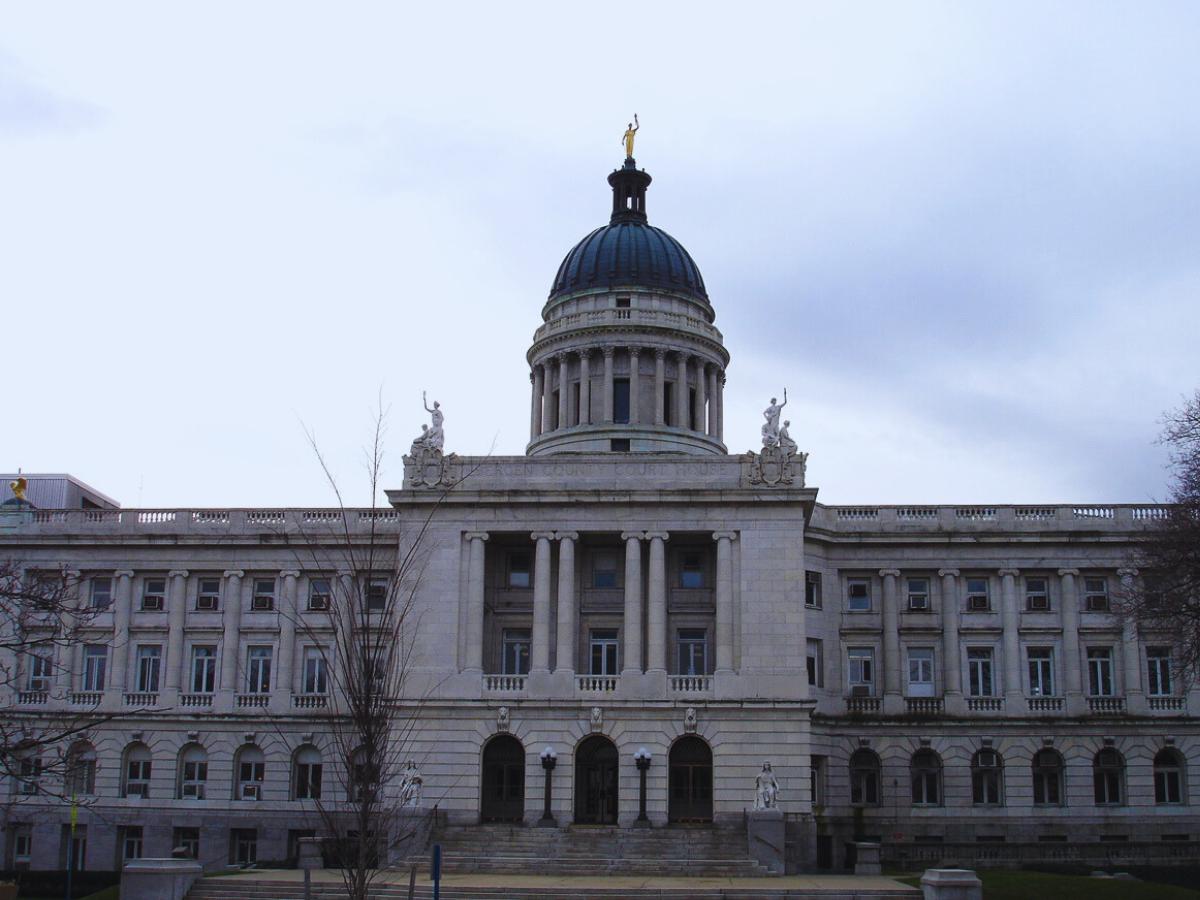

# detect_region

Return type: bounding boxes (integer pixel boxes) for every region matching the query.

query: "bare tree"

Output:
[0,561,112,803]
[1121,389,1200,676]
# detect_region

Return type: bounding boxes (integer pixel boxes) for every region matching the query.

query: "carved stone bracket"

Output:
[742,446,807,488]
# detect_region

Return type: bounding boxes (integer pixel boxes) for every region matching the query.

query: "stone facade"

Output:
[0,156,1196,874]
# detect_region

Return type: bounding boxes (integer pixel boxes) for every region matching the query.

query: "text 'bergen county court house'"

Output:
[1,144,1196,877]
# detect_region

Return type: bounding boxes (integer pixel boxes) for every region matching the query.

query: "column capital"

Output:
[555,351,569,363]
[998,568,1020,578]
[1117,567,1138,578]
[711,530,738,541]
[168,569,190,579]
[578,346,592,360]
[879,568,901,578]
[1057,568,1080,577]
[336,569,355,578]
[280,569,301,579]
[654,347,667,360]
[464,532,490,542]
[628,345,641,356]
[676,350,691,361]
[644,531,670,541]
[620,531,646,542]
[602,345,616,359]
[223,569,244,579]
[115,570,135,579]
[937,568,960,578]
[530,531,556,541]
[554,531,579,541]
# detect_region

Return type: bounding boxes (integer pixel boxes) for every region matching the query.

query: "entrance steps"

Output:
[417,823,771,877]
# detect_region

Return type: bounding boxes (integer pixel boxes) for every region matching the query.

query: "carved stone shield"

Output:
[746,446,796,487]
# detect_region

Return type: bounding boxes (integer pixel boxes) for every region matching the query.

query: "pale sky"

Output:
[3,3,1197,508]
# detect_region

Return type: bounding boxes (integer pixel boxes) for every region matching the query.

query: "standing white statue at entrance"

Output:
[754,761,780,810]
[400,760,423,807]
[761,390,788,448]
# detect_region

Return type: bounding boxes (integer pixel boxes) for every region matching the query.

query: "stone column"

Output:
[675,352,690,429]
[275,570,299,705]
[165,570,189,692]
[694,360,707,434]
[938,570,962,700]
[465,533,489,673]
[579,351,591,426]
[218,570,244,703]
[540,361,553,435]
[109,571,135,698]
[654,349,666,425]
[557,353,569,431]
[880,569,902,713]
[999,569,1022,704]
[706,366,719,437]
[1118,567,1145,712]
[621,532,645,675]
[554,532,578,675]
[628,347,641,425]
[531,533,555,674]
[716,371,726,440]
[530,366,544,439]
[713,532,737,673]
[646,533,670,674]
[1058,568,1084,711]
[603,347,615,424]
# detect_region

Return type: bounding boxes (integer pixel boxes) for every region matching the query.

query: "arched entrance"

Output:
[480,735,525,822]
[668,736,713,822]
[574,736,619,824]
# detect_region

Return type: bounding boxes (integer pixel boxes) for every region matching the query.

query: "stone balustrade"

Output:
[669,674,712,693]
[9,507,402,536]
[1088,696,1127,714]
[483,674,527,692]
[577,675,618,693]
[532,306,724,345]
[817,504,1169,532]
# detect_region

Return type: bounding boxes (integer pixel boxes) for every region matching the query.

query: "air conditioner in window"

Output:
[196,595,218,611]
[968,596,990,611]
[126,783,148,798]
[850,684,871,697]
[142,596,164,611]
[308,595,330,611]
[1028,595,1050,611]
[251,595,274,611]
[1086,596,1109,612]
[908,595,929,610]
[240,784,261,800]
[182,784,205,799]
[28,678,48,692]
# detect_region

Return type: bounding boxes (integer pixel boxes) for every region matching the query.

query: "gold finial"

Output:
[622,114,639,159]
[10,477,28,502]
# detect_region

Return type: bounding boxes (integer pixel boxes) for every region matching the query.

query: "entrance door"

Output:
[668,736,713,822]
[481,735,526,822]
[574,736,618,824]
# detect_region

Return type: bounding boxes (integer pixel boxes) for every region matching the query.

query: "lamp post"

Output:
[539,747,557,826]
[634,747,652,825]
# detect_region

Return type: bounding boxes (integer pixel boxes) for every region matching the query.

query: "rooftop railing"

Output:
[7,508,404,535]
[820,504,1168,531]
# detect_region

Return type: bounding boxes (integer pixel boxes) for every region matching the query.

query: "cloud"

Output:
[0,53,103,136]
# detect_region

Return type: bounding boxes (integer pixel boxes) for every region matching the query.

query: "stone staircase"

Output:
[415,822,771,877]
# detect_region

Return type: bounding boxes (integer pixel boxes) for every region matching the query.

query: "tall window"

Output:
[910,749,942,805]
[251,578,276,610]
[302,647,329,694]
[307,578,331,610]
[26,649,53,692]
[135,645,162,693]
[89,577,112,609]
[1083,576,1109,611]
[141,577,166,610]
[906,648,934,697]
[1032,748,1064,806]
[293,746,323,800]
[589,629,619,676]
[81,645,107,692]
[66,743,97,796]
[236,746,265,800]
[231,829,258,866]
[197,577,220,610]
[123,744,152,798]
[1027,647,1055,696]
[906,577,930,610]
[1087,648,1114,696]
[849,749,880,805]
[613,378,630,423]
[247,647,273,694]
[1154,749,1186,805]
[1147,648,1173,696]
[190,646,216,694]
[965,577,990,611]
[805,571,822,609]
[1093,748,1124,805]
[967,647,994,697]
[676,628,708,676]
[1025,577,1050,611]
[178,745,208,799]
[507,552,532,589]
[11,825,32,867]
[679,552,705,589]
[364,577,388,612]
[121,826,144,861]
[846,578,871,611]
[806,638,823,688]
[847,648,874,693]
[971,749,1003,805]
[591,552,618,589]
[501,629,531,676]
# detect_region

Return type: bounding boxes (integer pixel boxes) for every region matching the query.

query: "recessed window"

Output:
[847,578,871,612]
[1025,577,1050,611]
[1093,748,1125,806]
[971,749,1003,806]
[589,629,619,676]
[1154,749,1186,805]
[507,553,532,589]
[676,628,708,676]
[804,572,822,608]
[610,438,631,451]
[613,378,630,424]
[502,629,531,676]
[190,646,216,694]
[141,577,166,611]
[246,647,273,694]
[1027,648,1055,696]
[911,750,942,806]
[906,577,930,610]
[252,578,276,611]
[135,645,162,693]
[906,648,935,697]
[849,749,880,805]
[1032,749,1064,806]
[1087,648,1114,696]
[967,647,994,697]
[615,296,631,309]
[302,648,329,694]
[82,645,107,692]
[197,577,221,611]
[174,827,199,860]
[364,577,388,611]
[1084,577,1109,611]
[679,552,705,589]
[965,577,990,611]
[847,647,874,693]
[1147,648,1172,696]
[308,578,331,611]
[89,577,112,609]
[806,638,823,687]
[592,552,618,589]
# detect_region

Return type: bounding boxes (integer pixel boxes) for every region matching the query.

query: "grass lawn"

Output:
[896,868,1200,899]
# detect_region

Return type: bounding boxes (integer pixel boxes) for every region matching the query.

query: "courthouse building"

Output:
[1,153,1197,874]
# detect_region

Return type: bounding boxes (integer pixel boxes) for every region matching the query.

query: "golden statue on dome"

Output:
[9,476,27,503]
[622,114,639,159]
